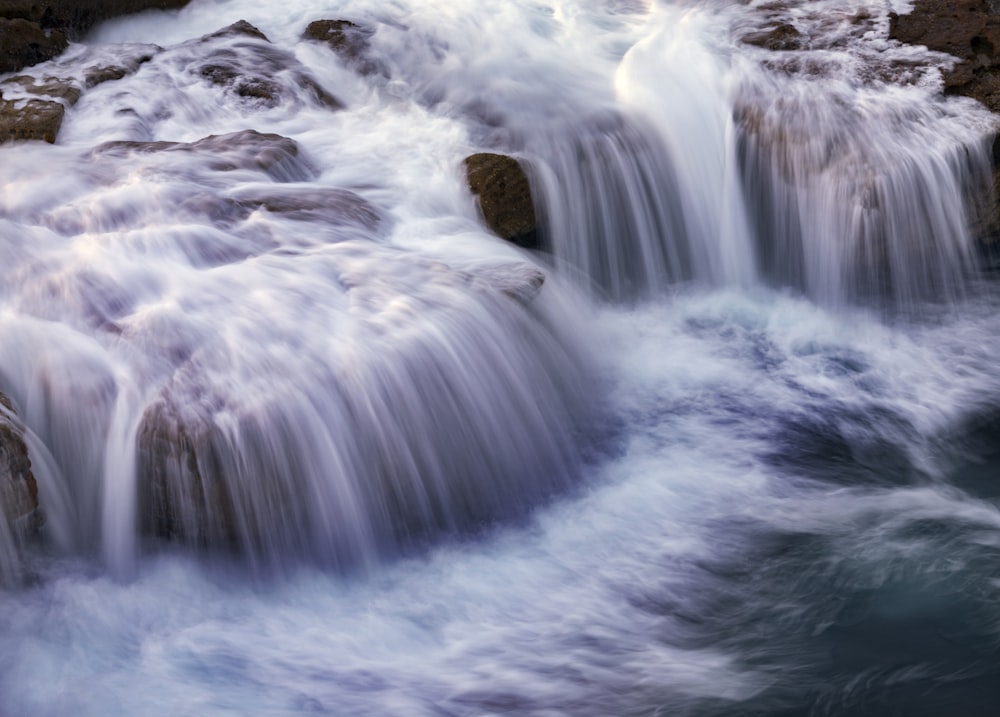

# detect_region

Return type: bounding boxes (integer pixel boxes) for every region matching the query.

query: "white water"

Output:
[2,0,1000,714]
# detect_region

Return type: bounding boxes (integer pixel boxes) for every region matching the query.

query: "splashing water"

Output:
[2,0,1000,715]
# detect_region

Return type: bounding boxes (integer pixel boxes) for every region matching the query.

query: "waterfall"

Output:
[3,2,1000,712]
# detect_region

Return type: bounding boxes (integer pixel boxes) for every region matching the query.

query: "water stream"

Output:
[2,0,1000,714]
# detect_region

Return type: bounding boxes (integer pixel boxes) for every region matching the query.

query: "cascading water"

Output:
[2,0,1000,715]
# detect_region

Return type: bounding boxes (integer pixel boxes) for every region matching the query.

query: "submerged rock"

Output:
[464,153,540,249]
[92,129,307,177]
[0,393,40,532]
[191,20,342,110]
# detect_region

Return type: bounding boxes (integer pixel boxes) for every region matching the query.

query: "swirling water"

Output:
[2,0,1000,715]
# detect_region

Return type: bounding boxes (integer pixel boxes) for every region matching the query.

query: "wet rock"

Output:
[464,153,540,249]
[889,1,1000,245]
[136,396,236,546]
[0,1,192,38]
[191,21,341,110]
[0,17,67,73]
[743,23,804,52]
[93,129,308,178]
[465,262,546,304]
[303,19,382,75]
[205,19,269,42]
[0,392,40,532]
[84,65,128,87]
[889,0,1000,112]
[228,186,382,228]
[3,74,81,105]
[0,95,65,143]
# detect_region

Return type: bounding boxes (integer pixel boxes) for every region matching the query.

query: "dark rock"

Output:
[464,153,540,249]
[303,19,381,75]
[204,19,269,43]
[0,17,67,73]
[191,21,341,110]
[84,65,128,88]
[0,0,192,38]
[0,392,40,532]
[889,0,1000,112]
[0,96,65,143]
[136,396,237,546]
[889,1,1000,244]
[743,23,804,52]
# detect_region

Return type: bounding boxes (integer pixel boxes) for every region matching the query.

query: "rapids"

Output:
[2,0,1000,715]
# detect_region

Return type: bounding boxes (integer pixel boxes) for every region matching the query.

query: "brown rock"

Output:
[1,1,192,38]
[0,17,67,73]
[0,96,65,143]
[889,0,1000,111]
[464,153,540,249]
[4,74,81,104]
[204,19,269,43]
[743,23,804,52]
[0,392,40,531]
[304,19,370,61]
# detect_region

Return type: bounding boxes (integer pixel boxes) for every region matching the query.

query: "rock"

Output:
[0,17,67,74]
[889,0,1000,112]
[465,262,546,304]
[136,396,236,546]
[93,129,307,176]
[743,23,804,52]
[303,19,382,75]
[0,2,189,75]
[204,19,269,42]
[0,1,192,38]
[0,96,65,143]
[191,21,341,110]
[0,392,40,532]
[889,1,1000,245]
[464,153,540,249]
[228,186,382,228]
[3,74,81,104]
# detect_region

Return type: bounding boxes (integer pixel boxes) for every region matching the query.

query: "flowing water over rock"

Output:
[2,0,1000,715]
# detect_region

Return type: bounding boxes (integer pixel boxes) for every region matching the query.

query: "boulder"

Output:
[0,17,67,74]
[0,95,65,143]
[0,392,40,531]
[464,153,540,249]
